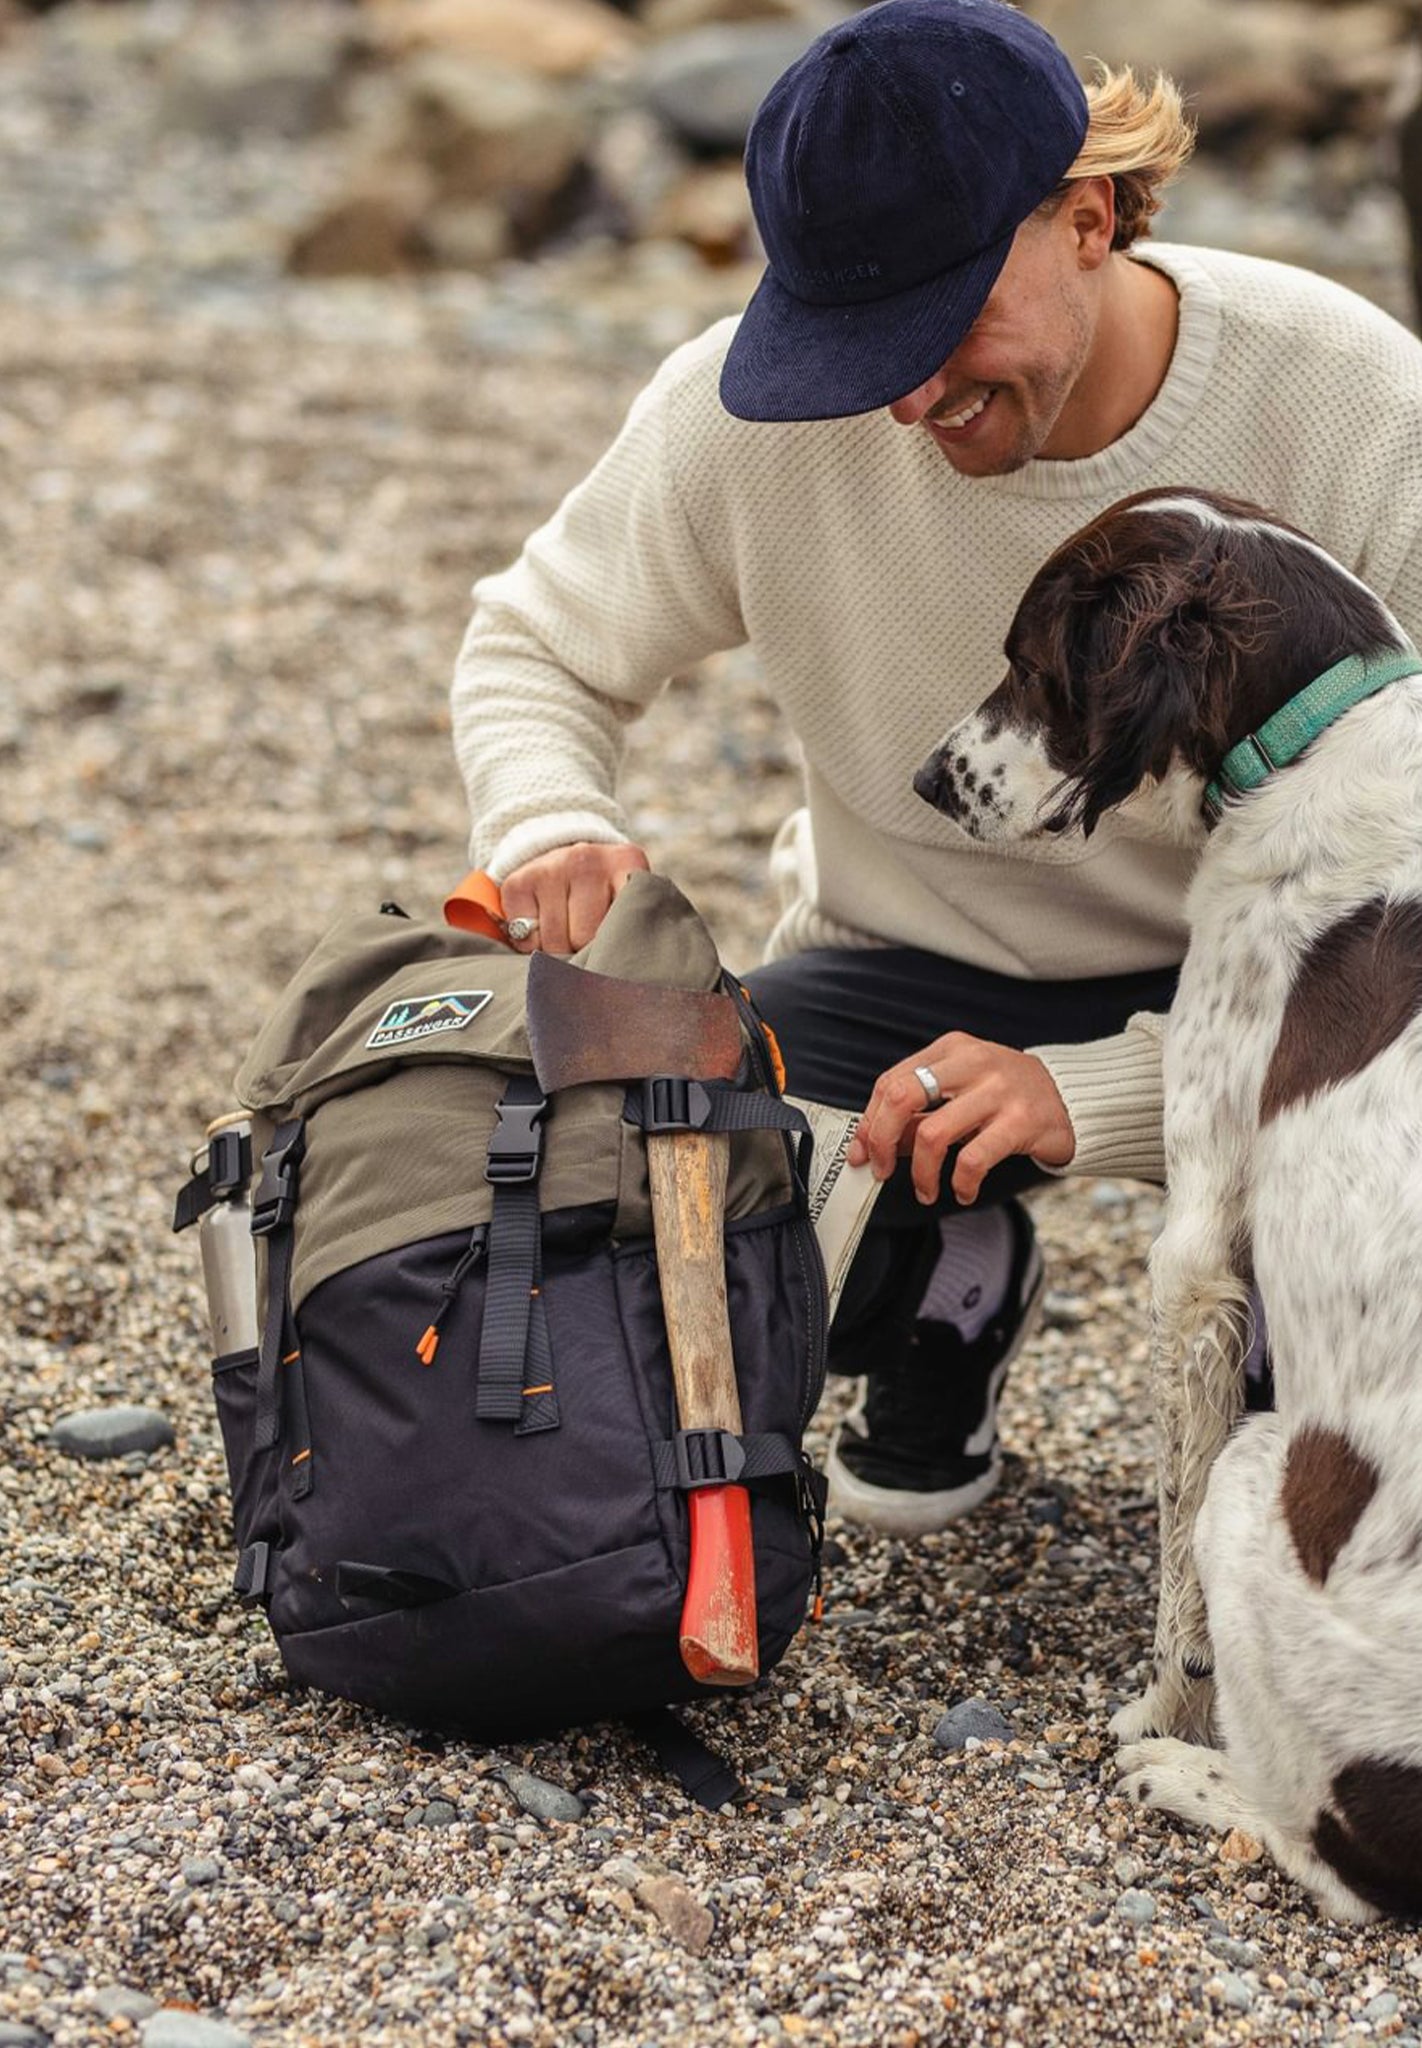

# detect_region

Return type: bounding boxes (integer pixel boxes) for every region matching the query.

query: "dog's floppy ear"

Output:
[1047,547,1258,836]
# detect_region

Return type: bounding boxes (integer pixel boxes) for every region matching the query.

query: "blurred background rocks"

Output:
[3,0,1421,349]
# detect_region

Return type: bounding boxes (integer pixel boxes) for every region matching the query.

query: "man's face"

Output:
[886,203,1098,476]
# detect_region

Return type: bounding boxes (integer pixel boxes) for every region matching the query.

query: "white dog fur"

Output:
[915,486,1422,1922]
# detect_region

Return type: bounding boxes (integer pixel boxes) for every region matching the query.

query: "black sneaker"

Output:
[827,1199,1046,1534]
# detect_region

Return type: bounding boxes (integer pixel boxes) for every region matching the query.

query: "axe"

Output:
[524,949,760,1688]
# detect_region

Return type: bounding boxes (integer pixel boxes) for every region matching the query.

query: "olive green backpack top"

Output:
[183,874,828,1781]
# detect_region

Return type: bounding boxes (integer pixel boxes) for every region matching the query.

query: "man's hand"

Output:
[500,842,652,954]
[847,1032,1075,1206]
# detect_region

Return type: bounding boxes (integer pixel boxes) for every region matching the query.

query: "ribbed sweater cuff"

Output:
[1029,1023,1166,1186]
[478,812,633,884]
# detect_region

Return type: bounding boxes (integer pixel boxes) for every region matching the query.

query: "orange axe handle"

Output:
[645,1127,759,1687]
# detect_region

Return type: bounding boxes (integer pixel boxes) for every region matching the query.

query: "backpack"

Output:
[176,874,828,1767]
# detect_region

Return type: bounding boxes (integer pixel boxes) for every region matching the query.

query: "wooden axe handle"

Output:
[645,1127,759,1687]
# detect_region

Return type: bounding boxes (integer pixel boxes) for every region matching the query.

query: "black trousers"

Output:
[741,947,1180,1369]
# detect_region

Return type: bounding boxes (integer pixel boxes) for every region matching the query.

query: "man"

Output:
[451,0,1422,1534]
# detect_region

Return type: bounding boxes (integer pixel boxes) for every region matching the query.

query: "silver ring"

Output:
[504,915,539,943]
[913,1063,943,1110]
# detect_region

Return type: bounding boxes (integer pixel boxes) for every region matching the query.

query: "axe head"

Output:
[525,952,743,1093]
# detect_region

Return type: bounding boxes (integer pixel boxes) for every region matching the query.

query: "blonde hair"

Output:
[1050,63,1197,250]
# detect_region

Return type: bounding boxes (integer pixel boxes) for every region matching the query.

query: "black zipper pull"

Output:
[797,1456,827,1623]
[415,1230,486,1365]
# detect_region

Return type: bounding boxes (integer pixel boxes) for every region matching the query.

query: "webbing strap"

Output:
[624,1082,813,1182]
[626,1709,745,1811]
[254,1202,297,1453]
[476,1077,559,1432]
[172,1124,252,1234]
[650,1430,804,1492]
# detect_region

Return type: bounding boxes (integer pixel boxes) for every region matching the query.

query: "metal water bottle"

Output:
[196,1113,259,1354]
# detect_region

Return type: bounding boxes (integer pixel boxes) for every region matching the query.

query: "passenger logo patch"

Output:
[366,991,493,1050]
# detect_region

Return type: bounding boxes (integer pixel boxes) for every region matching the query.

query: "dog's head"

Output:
[916,488,1400,841]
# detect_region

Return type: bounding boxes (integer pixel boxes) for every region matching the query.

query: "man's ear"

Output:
[1066,176,1115,270]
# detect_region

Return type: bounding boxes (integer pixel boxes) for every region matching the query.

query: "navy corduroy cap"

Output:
[719,0,1089,422]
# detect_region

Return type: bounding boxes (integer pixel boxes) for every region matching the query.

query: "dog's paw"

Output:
[1109,1669,1215,1746]
[1116,1738,1244,1833]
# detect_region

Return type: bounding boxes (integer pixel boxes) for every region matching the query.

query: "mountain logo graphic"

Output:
[365,990,494,1050]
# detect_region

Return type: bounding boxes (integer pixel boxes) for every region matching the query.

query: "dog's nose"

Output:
[913,755,948,809]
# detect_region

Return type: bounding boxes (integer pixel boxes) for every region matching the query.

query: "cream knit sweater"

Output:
[453,243,1422,1182]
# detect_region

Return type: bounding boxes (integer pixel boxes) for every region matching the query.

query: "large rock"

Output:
[649,160,757,263]
[635,20,837,152]
[363,0,639,77]
[288,164,437,277]
[156,16,355,140]
[641,0,852,38]
[291,50,592,273]
[397,51,590,225]
[1031,0,1407,154]
[50,1405,174,1460]
[587,106,690,240]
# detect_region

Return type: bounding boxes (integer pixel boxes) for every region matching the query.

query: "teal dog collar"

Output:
[1202,645,1422,826]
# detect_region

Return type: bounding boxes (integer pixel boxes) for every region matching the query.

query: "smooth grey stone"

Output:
[499,1768,586,1823]
[637,23,834,152]
[1215,1975,1255,2012]
[142,2014,251,2048]
[1367,1994,1402,2022]
[418,1800,459,1828]
[1207,1936,1260,1969]
[0,2026,50,2047]
[932,1698,1014,1750]
[63,821,110,852]
[1115,1889,1157,1927]
[50,1405,174,1459]
[1042,1290,1091,1328]
[182,1857,221,1886]
[95,1987,159,2021]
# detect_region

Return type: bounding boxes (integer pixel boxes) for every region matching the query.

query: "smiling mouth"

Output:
[930,387,995,434]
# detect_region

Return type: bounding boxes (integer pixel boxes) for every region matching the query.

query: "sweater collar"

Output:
[964,243,1223,504]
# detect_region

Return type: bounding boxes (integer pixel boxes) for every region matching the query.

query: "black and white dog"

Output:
[917,486,1422,1922]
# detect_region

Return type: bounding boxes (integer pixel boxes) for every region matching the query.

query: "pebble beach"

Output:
[3,6,1422,2044]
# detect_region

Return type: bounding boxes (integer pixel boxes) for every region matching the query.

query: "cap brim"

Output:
[718,229,1015,423]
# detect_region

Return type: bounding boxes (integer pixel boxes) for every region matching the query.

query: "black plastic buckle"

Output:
[485,1092,548,1184]
[674,1427,747,1491]
[250,1123,306,1238]
[642,1076,712,1135]
[207,1126,252,1201]
[234,1539,271,1601]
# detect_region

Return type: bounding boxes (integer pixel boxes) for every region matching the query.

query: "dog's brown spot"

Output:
[1312,1759,1422,1919]
[1280,1426,1378,1585]
[1260,898,1422,1123]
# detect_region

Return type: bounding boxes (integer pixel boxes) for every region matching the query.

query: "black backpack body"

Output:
[179,877,828,1740]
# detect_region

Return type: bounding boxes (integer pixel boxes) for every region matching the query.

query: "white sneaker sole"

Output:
[825,1251,1047,1536]
[826,1442,1004,1535]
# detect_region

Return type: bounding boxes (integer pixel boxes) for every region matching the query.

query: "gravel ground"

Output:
[4,7,1422,2046]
